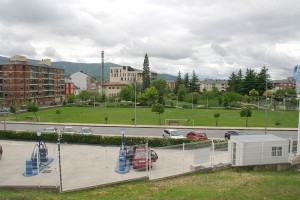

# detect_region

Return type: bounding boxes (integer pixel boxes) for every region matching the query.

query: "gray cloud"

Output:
[0,0,299,79]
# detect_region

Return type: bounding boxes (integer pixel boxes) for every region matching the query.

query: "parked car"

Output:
[20,105,27,110]
[0,107,9,112]
[80,127,93,134]
[126,145,158,165]
[163,129,185,139]
[62,126,76,134]
[186,130,208,140]
[225,130,248,140]
[0,144,3,160]
[42,127,58,134]
[132,147,158,169]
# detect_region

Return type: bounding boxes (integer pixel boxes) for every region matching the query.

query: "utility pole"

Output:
[101,50,104,98]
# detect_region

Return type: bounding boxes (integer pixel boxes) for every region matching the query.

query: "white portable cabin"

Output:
[229,135,289,166]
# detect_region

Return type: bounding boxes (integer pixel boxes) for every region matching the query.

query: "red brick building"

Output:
[0,55,65,106]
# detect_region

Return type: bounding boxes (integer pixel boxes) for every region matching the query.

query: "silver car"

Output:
[63,126,76,134]
[42,127,58,133]
[80,127,93,134]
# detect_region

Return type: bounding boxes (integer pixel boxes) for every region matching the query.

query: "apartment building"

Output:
[199,79,228,92]
[65,78,74,96]
[0,55,65,106]
[272,77,295,90]
[70,71,92,90]
[110,66,157,84]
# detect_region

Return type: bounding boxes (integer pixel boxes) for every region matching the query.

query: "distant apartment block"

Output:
[110,66,157,84]
[199,79,228,92]
[166,80,176,91]
[100,82,128,98]
[70,71,92,91]
[0,55,65,106]
[272,77,295,91]
[65,78,74,96]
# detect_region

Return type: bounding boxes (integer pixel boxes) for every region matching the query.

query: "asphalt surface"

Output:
[0,121,298,139]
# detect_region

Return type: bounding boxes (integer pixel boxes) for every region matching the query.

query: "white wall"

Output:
[70,72,88,90]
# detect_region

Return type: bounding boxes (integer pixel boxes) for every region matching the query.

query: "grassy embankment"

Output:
[6,107,298,128]
[1,170,300,200]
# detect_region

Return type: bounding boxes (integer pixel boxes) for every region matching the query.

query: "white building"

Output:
[100,82,127,98]
[70,71,92,91]
[229,135,289,167]
[110,66,157,84]
[199,79,228,92]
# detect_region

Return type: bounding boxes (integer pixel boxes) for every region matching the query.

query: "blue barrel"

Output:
[25,159,32,175]
[119,156,126,171]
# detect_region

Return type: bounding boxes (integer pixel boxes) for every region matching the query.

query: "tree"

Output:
[256,66,272,95]
[189,70,199,92]
[227,69,243,93]
[9,105,18,121]
[214,113,220,126]
[142,53,151,91]
[78,90,90,103]
[185,92,200,104]
[119,84,134,101]
[249,89,259,102]
[56,109,61,123]
[142,86,158,106]
[151,103,164,125]
[242,68,257,95]
[26,102,39,121]
[240,107,252,127]
[177,84,187,101]
[151,78,167,104]
[67,94,76,103]
[183,73,190,90]
[174,71,183,94]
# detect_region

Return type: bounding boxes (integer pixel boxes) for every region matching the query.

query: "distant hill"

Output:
[0,56,176,81]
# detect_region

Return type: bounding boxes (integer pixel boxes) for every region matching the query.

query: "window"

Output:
[272,146,283,157]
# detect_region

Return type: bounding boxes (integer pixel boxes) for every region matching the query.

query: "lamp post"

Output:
[134,77,137,127]
[36,130,41,174]
[192,94,193,110]
[264,79,268,135]
[206,96,208,109]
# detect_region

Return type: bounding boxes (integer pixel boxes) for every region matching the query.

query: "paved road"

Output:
[1,122,298,139]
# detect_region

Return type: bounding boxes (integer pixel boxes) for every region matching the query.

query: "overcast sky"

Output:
[0,0,299,79]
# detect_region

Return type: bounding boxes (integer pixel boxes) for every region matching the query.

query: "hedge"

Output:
[0,130,227,148]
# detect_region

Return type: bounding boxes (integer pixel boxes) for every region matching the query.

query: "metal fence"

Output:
[1,139,298,192]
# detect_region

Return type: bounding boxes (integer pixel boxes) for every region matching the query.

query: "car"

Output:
[126,145,158,166]
[0,144,3,160]
[20,105,27,110]
[0,107,9,112]
[62,126,76,134]
[132,147,158,169]
[80,127,93,134]
[42,127,58,134]
[186,130,208,140]
[163,129,185,139]
[224,130,248,140]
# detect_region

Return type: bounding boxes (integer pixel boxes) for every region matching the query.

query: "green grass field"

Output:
[6,106,298,127]
[1,170,300,199]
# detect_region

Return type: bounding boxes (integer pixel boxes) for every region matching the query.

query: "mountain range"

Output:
[0,56,176,81]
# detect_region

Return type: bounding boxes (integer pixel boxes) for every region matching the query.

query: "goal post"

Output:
[165,119,194,126]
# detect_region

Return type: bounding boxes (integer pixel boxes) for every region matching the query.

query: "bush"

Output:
[0,130,225,148]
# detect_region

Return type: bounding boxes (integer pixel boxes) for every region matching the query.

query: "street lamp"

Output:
[264,79,268,135]
[36,130,41,174]
[134,77,137,127]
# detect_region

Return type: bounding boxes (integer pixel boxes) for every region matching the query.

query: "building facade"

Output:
[70,71,92,91]
[199,79,228,92]
[110,66,157,84]
[0,55,65,106]
[272,77,295,91]
[65,78,74,97]
[100,82,128,98]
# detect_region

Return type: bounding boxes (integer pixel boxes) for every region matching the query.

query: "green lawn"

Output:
[6,107,298,127]
[1,170,300,199]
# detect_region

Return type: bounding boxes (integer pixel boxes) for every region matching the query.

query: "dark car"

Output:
[186,130,208,140]
[0,144,3,160]
[225,130,248,140]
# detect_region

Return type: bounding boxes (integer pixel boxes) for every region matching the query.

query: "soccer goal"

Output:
[165,119,194,126]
